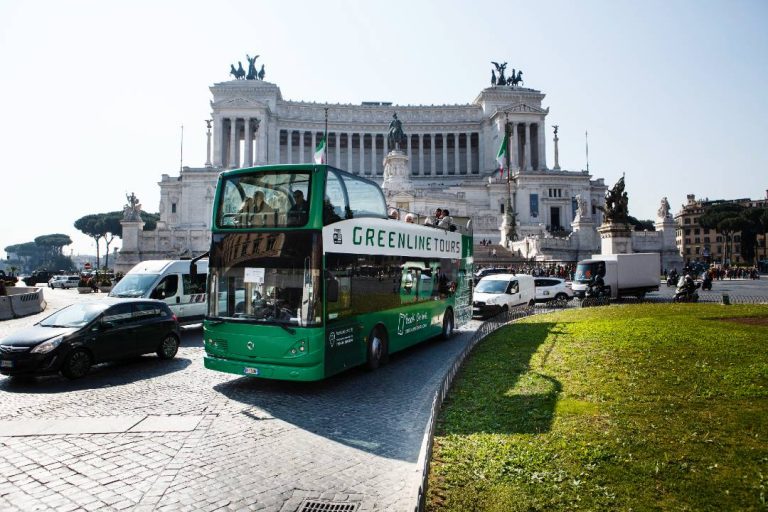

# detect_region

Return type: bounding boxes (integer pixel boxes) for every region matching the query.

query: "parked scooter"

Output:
[674,275,700,302]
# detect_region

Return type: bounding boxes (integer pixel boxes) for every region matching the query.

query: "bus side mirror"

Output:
[326,278,339,302]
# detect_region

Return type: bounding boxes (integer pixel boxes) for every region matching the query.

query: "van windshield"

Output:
[109,274,158,298]
[475,279,508,294]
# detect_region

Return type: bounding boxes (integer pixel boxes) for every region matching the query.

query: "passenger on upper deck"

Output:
[437,209,454,229]
[239,190,273,215]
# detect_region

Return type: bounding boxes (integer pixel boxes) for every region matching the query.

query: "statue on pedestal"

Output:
[123,192,142,221]
[574,194,589,221]
[657,197,671,219]
[387,113,407,150]
[597,175,629,224]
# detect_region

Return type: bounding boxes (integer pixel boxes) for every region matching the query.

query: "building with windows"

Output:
[116,76,671,271]
[674,192,768,266]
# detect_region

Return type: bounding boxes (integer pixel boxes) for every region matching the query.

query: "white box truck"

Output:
[572,253,660,299]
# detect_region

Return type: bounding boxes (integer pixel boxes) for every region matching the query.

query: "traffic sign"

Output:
[84,262,92,270]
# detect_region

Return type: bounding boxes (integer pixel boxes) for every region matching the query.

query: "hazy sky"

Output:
[1,0,766,259]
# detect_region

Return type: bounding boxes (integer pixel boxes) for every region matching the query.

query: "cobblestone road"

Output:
[0,288,479,511]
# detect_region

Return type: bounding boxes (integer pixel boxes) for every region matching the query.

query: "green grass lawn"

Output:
[427,303,768,511]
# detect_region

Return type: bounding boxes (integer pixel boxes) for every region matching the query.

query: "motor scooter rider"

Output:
[589,272,605,297]
[677,273,696,298]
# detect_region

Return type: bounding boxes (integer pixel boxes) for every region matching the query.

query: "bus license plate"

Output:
[1,360,13,368]
[243,367,259,375]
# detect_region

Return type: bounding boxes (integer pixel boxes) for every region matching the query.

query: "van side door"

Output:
[181,272,207,322]
[151,274,180,314]
[506,279,521,306]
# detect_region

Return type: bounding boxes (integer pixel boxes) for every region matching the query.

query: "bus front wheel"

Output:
[366,326,388,370]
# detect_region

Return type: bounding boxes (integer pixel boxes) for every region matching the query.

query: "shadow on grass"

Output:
[438,321,561,435]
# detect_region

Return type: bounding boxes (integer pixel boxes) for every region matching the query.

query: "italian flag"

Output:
[496,134,507,176]
[314,135,326,164]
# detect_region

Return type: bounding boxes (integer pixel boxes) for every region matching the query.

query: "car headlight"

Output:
[31,336,63,354]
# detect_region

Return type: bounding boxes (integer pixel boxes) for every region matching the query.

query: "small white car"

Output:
[48,276,80,289]
[534,277,573,302]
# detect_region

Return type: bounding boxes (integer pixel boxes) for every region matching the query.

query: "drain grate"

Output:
[297,500,359,512]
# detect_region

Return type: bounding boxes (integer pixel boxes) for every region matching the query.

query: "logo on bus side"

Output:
[333,228,342,244]
[397,311,429,336]
[329,326,354,348]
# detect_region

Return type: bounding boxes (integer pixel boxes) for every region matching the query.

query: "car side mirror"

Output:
[101,321,115,330]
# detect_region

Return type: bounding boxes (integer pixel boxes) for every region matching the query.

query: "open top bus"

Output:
[203,164,473,381]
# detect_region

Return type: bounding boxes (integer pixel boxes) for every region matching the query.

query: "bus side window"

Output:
[326,274,339,302]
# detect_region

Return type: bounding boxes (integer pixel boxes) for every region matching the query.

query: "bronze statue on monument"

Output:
[597,174,629,224]
[387,113,407,151]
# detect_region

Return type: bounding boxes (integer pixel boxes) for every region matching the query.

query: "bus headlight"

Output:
[286,339,307,357]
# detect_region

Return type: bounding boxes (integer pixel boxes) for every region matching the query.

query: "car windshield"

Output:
[109,274,158,298]
[39,303,107,328]
[475,279,508,294]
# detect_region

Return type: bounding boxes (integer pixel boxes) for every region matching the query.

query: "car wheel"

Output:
[555,293,569,301]
[61,349,92,379]
[528,299,536,307]
[366,326,387,370]
[440,308,454,340]
[157,334,179,360]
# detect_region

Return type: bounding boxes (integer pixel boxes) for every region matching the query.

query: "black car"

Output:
[0,298,180,379]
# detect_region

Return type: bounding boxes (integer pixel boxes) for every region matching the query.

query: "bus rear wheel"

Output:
[366,327,388,370]
[440,309,454,340]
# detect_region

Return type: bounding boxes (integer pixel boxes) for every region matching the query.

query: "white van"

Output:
[109,260,208,324]
[472,273,536,318]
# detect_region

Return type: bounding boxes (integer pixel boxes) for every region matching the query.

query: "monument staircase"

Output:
[473,243,524,266]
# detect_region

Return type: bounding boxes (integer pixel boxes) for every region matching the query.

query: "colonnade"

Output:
[276,130,480,176]
[215,117,547,173]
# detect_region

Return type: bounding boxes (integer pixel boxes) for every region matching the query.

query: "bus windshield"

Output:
[216,170,311,228]
[207,232,323,327]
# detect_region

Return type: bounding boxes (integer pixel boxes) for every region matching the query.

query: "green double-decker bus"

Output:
[202,164,473,381]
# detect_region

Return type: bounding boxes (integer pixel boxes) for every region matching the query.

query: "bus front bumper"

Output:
[204,354,326,382]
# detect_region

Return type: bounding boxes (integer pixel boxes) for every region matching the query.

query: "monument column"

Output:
[406,133,413,174]
[418,134,425,175]
[537,122,547,170]
[510,123,518,171]
[286,129,293,164]
[335,132,341,166]
[229,118,238,169]
[430,134,436,176]
[359,133,365,174]
[371,134,377,175]
[440,134,447,175]
[213,117,223,167]
[523,123,531,171]
[347,132,353,171]
[298,130,305,163]
[465,132,472,174]
[244,118,253,167]
[453,132,460,175]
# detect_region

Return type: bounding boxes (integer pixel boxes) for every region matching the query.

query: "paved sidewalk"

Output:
[1,287,479,511]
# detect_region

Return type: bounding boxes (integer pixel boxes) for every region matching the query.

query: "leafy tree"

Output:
[34,234,72,262]
[74,211,159,269]
[628,216,655,231]
[74,214,105,268]
[699,203,746,264]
